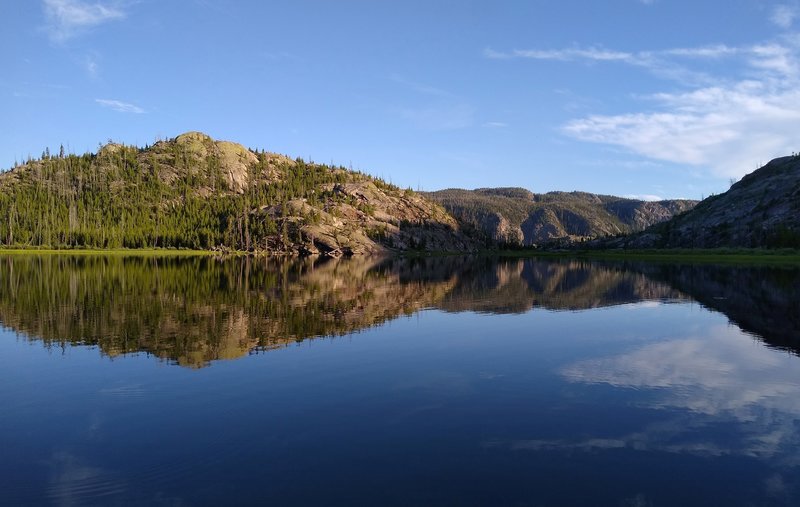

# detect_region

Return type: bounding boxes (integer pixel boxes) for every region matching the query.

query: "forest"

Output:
[0,135,395,251]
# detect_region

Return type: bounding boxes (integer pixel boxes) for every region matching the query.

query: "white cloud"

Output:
[485,44,740,66]
[661,44,739,58]
[624,194,663,201]
[484,46,635,63]
[485,44,739,87]
[563,79,800,178]
[95,98,145,113]
[483,121,508,128]
[42,0,125,42]
[771,4,799,29]
[490,37,800,179]
[749,43,798,77]
[85,55,98,78]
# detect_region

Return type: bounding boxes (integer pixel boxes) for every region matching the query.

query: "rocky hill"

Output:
[0,132,476,255]
[425,187,696,246]
[610,156,800,248]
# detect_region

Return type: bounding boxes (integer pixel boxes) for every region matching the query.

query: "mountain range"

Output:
[1,131,797,252]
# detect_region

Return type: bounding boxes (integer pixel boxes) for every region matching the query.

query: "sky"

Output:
[2,0,800,200]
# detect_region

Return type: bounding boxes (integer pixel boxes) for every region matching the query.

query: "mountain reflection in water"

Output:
[0,255,797,367]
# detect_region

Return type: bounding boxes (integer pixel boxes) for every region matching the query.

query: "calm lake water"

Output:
[1,255,799,506]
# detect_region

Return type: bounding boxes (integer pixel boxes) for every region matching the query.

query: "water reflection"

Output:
[561,323,800,463]
[0,255,798,367]
[3,254,800,506]
[0,255,455,367]
[629,262,800,353]
[436,257,686,313]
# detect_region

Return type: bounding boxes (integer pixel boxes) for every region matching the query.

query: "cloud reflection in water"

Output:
[548,322,800,463]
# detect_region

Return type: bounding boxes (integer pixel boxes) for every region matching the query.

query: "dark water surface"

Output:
[1,255,799,506]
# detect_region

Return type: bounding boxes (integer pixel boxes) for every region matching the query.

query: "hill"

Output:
[425,187,696,246]
[0,132,475,255]
[611,156,800,248]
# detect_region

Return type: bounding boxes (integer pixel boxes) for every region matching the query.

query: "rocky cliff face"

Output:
[610,156,800,249]
[425,187,696,246]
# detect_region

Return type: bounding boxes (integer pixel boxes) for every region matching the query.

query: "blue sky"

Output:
[2,0,800,200]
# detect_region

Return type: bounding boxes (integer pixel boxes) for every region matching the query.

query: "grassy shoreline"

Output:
[491,248,800,265]
[0,248,216,256]
[1,246,799,265]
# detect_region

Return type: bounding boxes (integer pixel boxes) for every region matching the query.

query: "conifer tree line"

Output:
[0,139,397,250]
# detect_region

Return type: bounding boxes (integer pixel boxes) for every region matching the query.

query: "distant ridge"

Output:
[425,187,696,246]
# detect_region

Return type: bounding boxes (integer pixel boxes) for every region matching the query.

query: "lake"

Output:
[1,254,799,506]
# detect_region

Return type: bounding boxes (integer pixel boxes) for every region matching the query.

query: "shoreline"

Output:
[1,246,799,265]
[489,248,800,265]
[0,248,215,256]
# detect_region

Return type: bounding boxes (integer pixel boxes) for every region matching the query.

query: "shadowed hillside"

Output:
[610,156,800,248]
[426,187,695,246]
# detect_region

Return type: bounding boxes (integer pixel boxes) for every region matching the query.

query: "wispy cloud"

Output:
[398,104,474,130]
[624,194,663,201]
[485,44,739,68]
[483,121,508,128]
[95,98,145,113]
[42,0,125,42]
[490,34,800,179]
[390,75,473,130]
[85,54,99,78]
[484,46,635,63]
[771,4,799,28]
[661,44,739,58]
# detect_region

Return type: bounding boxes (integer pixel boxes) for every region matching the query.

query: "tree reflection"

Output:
[0,254,796,366]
